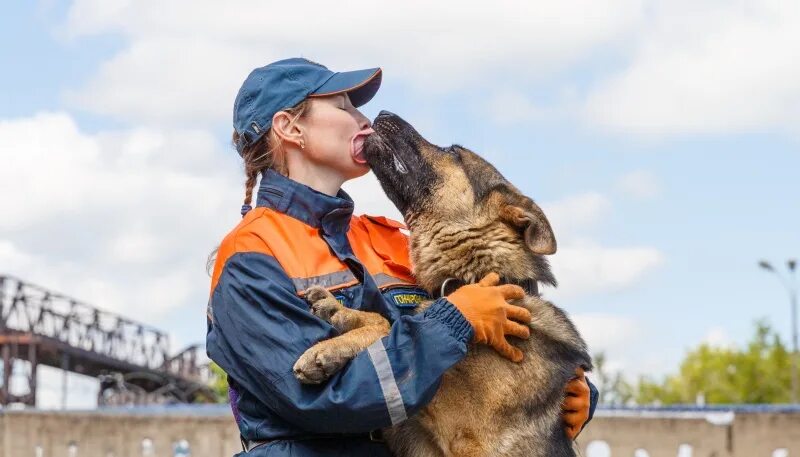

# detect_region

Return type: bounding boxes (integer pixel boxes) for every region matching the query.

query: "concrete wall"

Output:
[580,414,733,457]
[0,408,242,457]
[580,410,800,457]
[0,407,798,457]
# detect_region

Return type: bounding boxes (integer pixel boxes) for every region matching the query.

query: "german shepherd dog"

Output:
[293,111,592,457]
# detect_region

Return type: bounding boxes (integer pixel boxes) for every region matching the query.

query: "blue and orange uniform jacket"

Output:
[206,169,598,457]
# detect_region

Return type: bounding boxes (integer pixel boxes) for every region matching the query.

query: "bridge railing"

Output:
[163,344,210,380]
[0,275,198,379]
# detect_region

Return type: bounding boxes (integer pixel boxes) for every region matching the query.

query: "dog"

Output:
[293,111,592,457]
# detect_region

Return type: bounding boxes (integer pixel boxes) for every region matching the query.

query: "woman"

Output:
[206,58,597,457]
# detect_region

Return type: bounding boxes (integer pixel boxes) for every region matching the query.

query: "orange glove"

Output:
[446,272,532,362]
[562,367,591,440]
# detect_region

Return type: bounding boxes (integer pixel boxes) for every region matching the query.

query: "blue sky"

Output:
[2,0,799,407]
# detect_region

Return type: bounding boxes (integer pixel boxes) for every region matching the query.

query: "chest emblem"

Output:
[385,288,429,308]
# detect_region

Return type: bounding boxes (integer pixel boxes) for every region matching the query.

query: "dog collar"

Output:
[432,276,539,299]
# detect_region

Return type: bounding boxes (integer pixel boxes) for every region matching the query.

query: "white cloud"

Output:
[702,326,735,349]
[0,113,100,229]
[568,313,655,381]
[573,313,640,356]
[584,0,800,136]
[539,192,663,299]
[616,169,661,199]
[0,112,241,322]
[62,0,644,126]
[0,241,33,267]
[60,0,800,138]
[65,37,258,126]
[107,227,163,263]
[547,242,663,300]
[542,192,612,238]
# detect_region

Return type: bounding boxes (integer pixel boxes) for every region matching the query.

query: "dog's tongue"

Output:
[351,129,374,164]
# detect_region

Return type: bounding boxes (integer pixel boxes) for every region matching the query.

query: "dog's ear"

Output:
[499,198,557,255]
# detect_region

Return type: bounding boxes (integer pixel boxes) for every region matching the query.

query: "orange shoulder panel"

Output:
[350,214,417,286]
[210,208,361,296]
[263,212,358,292]
[209,207,274,295]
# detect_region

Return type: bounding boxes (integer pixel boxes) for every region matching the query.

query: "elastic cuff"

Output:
[422,297,474,345]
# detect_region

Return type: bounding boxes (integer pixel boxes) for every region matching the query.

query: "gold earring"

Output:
[300,140,305,150]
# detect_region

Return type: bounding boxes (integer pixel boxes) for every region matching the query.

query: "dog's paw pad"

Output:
[293,346,351,384]
[293,352,326,384]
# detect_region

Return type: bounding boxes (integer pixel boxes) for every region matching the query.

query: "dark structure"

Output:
[0,275,214,407]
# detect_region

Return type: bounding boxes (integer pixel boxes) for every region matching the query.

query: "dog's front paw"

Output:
[293,344,354,384]
[305,286,343,323]
[305,285,334,304]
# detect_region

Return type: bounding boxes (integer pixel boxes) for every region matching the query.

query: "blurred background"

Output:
[1,1,798,456]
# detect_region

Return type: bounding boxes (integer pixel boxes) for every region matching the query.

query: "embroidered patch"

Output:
[385,288,429,308]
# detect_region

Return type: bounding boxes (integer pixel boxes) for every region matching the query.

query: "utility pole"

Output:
[759,259,798,403]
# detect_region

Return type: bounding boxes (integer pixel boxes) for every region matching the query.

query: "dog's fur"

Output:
[293,111,592,457]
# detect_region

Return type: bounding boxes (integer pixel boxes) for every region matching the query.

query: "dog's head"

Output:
[364,111,556,289]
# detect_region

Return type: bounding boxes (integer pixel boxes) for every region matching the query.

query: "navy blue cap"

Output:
[232,57,382,155]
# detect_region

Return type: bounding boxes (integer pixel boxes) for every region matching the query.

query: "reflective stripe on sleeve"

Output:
[367,338,408,425]
[292,271,413,295]
[372,273,414,288]
[291,270,358,293]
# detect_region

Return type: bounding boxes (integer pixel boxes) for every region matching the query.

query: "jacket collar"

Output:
[256,168,354,235]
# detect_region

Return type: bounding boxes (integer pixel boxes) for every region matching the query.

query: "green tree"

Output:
[634,320,793,405]
[208,361,230,403]
[593,352,634,406]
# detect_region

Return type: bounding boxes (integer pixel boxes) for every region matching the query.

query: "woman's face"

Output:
[298,94,374,181]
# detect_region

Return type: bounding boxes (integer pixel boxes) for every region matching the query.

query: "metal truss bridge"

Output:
[0,275,215,407]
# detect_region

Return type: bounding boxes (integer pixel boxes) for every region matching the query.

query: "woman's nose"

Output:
[355,110,371,129]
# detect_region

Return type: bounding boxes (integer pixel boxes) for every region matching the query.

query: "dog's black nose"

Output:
[376,110,396,120]
[373,111,414,135]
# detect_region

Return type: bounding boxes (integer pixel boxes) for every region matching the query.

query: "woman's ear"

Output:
[499,198,557,255]
[272,110,304,149]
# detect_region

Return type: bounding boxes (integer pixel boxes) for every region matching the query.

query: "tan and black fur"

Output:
[293,111,592,457]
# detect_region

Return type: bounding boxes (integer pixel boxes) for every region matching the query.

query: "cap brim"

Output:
[309,67,382,107]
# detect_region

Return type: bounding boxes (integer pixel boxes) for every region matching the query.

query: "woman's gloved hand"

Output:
[562,367,591,440]
[446,272,532,362]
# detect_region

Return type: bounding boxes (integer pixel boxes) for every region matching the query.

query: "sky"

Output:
[1,0,798,408]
